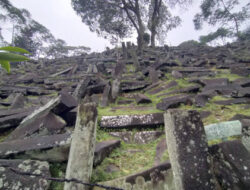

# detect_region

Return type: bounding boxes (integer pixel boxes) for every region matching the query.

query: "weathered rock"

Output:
[52,91,77,115]
[10,93,27,109]
[100,113,164,129]
[214,97,250,105]
[0,159,50,190]
[73,76,91,101]
[0,133,71,158]
[112,61,125,79]
[200,78,229,87]
[202,84,241,97]
[231,66,250,77]
[94,140,121,166]
[109,131,164,144]
[86,82,106,95]
[111,78,120,101]
[176,67,212,76]
[116,99,133,105]
[0,109,34,131]
[164,110,217,190]
[27,88,54,96]
[230,114,250,121]
[121,80,149,92]
[144,81,163,93]
[149,68,159,83]
[100,83,111,107]
[50,67,73,77]
[154,138,167,166]
[156,94,193,111]
[236,87,250,97]
[199,111,212,119]
[233,78,250,87]
[211,140,250,189]
[90,94,100,105]
[148,80,177,95]
[0,107,35,118]
[135,93,152,104]
[64,102,97,190]
[6,111,66,141]
[195,94,210,107]
[93,162,173,190]
[12,97,61,136]
[204,120,242,141]
[157,85,200,97]
[171,70,183,79]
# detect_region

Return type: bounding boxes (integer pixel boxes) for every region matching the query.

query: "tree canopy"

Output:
[71,0,187,49]
[0,0,90,58]
[194,0,250,40]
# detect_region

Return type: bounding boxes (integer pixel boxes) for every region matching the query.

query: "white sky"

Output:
[4,0,249,52]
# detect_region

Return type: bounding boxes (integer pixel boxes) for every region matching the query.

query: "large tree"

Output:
[148,0,181,46]
[13,20,55,56]
[0,0,77,58]
[71,0,186,49]
[194,0,250,39]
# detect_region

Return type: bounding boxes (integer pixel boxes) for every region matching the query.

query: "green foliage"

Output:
[238,26,250,41]
[194,0,250,38]
[199,27,233,45]
[178,40,200,48]
[92,135,167,182]
[0,46,29,73]
[0,0,69,58]
[71,0,185,47]
[49,163,67,190]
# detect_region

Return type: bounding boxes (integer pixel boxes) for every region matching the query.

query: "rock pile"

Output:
[0,40,250,189]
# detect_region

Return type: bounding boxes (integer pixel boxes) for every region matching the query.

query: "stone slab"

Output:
[204,120,242,141]
[164,110,217,190]
[94,140,121,166]
[0,133,71,158]
[100,113,164,129]
[0,159,50,190]
[6,112,66,141]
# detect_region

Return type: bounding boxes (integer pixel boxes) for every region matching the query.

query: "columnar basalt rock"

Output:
[0,159,51,190]
[100,83,111,107]
[64,101,97,190]
[164,109,218,190]
[73,76,91,102]
[100,113,164,129]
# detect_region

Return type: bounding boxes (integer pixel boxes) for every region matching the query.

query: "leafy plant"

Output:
[0,46,30,73]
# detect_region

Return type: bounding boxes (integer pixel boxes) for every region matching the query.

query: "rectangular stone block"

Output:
[204,120,242,141]
[164,109,217,190]
[100,113,164,129]
[64,102,97,190]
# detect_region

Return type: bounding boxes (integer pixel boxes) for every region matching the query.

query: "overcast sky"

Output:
[6,0,248,52]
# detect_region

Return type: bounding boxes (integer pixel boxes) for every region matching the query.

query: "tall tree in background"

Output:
[71,0,147,50]
[194,0,250,40]
[13,20,55,56]
[0,0,30,44]
[148,0,182,47]
[71,0,186,49]
[0,0,90,58]
[199,27,233,45]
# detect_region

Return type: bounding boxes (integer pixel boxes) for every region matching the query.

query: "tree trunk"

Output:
[137,29,144,52]
[151,27,156,47]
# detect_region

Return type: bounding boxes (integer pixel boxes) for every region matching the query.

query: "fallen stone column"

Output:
[100,113,164,129]
[64,101,97,190]
[164,109,218,190]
